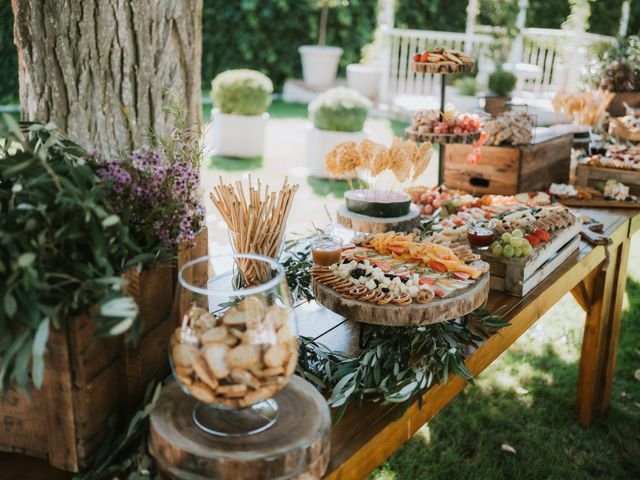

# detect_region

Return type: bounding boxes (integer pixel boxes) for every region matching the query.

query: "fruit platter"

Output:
[311,231,490,326]
[410,47,475,74]
[405,108,482,145]
[406,185,477,217]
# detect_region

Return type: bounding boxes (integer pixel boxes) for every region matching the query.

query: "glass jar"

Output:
[172,254,298,436]
[310,234,343,266]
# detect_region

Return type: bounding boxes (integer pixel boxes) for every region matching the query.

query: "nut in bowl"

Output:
[172,254,298,436]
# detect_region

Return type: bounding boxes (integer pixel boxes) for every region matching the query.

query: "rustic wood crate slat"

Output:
[444,133,572,196]
[575,164,640,197]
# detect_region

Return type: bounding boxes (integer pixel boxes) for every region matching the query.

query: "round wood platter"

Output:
[313,271,490,326]
[411,61,475,75]
[405,127,481,145]
[337,203,421,233]
[149,377,331,480]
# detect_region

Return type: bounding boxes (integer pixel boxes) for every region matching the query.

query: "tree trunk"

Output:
[11,0,202,158]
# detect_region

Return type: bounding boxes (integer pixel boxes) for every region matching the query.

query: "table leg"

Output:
[575,236,630,426]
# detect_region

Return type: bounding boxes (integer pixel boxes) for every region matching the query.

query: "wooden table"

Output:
[1,207,638,480]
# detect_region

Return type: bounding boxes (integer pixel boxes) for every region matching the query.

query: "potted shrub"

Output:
[454,76,477,96]
[346,29,382,99]
[299,0,345,89]
[307,86,371,177]
[210,69,273,158]
[484,68,517,117]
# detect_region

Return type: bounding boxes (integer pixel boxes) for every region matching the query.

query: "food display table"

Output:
[1,207,638,480]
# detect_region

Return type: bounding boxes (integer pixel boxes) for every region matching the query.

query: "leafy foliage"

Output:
[282,240,315,303]
[201,0,377,91]
[0,118,163,393]
[309,87,371,132]
[299,309,508,422]
[585,36,640,92]
[489,69,517,97]
[211,69,274,115]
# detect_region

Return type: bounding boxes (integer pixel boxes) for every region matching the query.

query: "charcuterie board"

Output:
[557,198,640,209]
[313,272,489,326]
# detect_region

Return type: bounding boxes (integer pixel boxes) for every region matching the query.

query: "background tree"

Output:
[11,0,202,157]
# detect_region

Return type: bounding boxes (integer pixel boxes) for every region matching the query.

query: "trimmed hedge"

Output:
[201,0,377,91]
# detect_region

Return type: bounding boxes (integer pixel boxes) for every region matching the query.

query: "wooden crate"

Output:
[482,221,582,296]
[443,132,572,196]
[576,164,640,197]
[0,229,208,472]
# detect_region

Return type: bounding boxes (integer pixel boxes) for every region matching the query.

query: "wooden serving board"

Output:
[149,377,330,480]
[313,272,490,326]
[557,198,640,209]
[405,127,480,145]
[337,204,421,233]
[576,164,640,196]
[411,61,474,74]
[481,220,582,296]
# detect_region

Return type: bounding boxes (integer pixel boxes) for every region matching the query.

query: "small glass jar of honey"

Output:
[467,220,495,249]
[311,235,343,266]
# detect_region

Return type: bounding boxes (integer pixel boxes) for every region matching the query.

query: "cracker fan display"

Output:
[482,112,534,146]
[210,177,298,283]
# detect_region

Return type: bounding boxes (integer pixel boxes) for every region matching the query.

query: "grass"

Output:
[371,255,640,479]
[209,155,263,171]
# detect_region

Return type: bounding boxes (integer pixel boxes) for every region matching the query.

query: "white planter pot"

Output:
[211,109,269,158]
[346,64,381,99]
[299,45,343,89]
[306,125,367,178]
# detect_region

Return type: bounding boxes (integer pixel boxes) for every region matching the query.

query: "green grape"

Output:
[521,238,530,247]
[491,244,503,256]
[503,244,515,259]
[514,247,523,257]
[522,243,533,256]
[501,232,512,244]
[491,241,500,250]
[510,237,524,248]
[512,229,524,238]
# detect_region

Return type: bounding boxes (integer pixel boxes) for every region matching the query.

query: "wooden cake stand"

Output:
[313,271,490,326]
[149,377,331,480]
[336,204,422,233]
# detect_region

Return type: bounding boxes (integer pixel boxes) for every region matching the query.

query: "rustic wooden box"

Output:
[481,221,582,296]
[443,132,573,196]
[0,229,208,472]
[576,164,640,197]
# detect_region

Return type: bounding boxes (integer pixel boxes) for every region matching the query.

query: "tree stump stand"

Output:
[336,204,421,233]
[149,377,331,480]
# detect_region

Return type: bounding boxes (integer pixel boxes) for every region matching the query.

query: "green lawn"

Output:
[203,98,308,124]
[371,238,640,480]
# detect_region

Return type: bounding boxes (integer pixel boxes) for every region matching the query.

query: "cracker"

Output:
[201,326,228,345]
[226,344,260,369]
[188,382,216,403]
[203,344,230,379]
[172,343,199,368]
[230,368,261,390]
[193,357,219,390]
[264,344,289,367]
[217,383,248,398]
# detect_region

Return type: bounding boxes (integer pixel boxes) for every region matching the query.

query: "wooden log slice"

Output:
[405,127,481,145]
[411,61,475,75]
[149,377,330,480]
[336,204,421,233]
[313,272,489,326]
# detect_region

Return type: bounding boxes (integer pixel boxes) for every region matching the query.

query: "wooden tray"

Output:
[609,118,640,142]
[576,164,640,196]
[149,377,330,480]
[405,127,480,145]
[313,272,490,326]
[557,198,640,209]
[481,220,582,296]
[337,203,421,233]
[411,61,474,75]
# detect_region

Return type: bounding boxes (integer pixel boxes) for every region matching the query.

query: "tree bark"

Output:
[11,0,202,157]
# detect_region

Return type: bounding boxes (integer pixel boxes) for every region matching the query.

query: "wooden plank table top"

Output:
[1,207,639,480]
